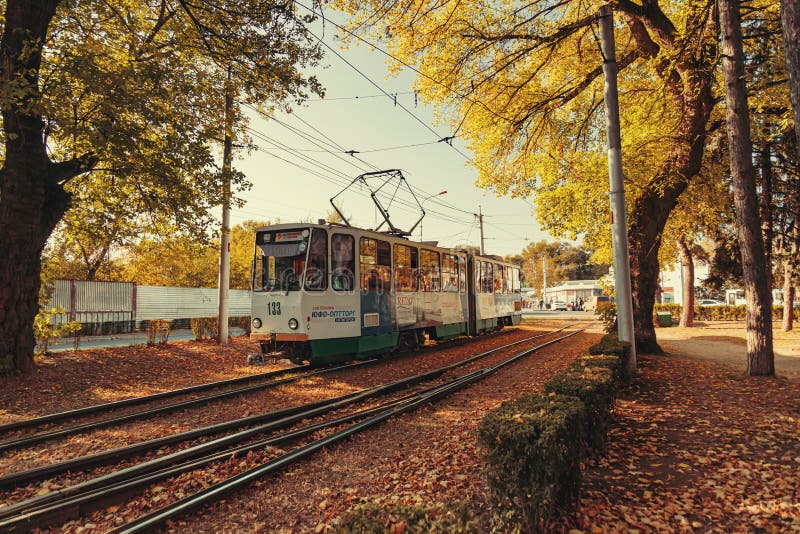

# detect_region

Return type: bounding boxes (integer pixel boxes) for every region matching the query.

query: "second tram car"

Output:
[250,222,522,365]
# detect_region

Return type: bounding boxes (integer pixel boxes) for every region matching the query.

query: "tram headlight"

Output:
[252,318,262,329]
[288,318,299,330]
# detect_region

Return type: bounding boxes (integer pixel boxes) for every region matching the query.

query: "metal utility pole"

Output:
[477,206,485,254]
[217,69,233,345]
[542,256,547,302]
[599,4,636,372]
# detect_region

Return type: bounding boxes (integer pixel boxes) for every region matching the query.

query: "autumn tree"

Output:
[0,1,322,373]
[720,0,775,375]
[782,0,800,148]
[334,0,720,352]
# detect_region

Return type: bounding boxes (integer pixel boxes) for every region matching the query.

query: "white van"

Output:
[585,295,611,312]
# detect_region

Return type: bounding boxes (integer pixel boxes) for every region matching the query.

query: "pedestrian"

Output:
[539,299,543,310]
[579,297,584,311]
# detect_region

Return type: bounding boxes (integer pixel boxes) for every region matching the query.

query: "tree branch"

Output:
[48,153,99,185]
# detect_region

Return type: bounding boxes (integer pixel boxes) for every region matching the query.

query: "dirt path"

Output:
[653,322,800,379]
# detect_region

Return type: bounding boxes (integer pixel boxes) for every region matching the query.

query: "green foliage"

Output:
[574,354,624,386]
[595,301,617,333]
[652,303,799,322]
[477,394,587,532]
[545,366,616,451]
[33,308,83,355]
[146,320,172,345]
[332,503,476,533]
[191,317,219,340]
[588,332,631,380]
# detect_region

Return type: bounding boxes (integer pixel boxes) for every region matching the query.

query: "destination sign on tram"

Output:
[275,231,305,242]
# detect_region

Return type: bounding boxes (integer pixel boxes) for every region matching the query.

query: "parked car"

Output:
[697,299,725,306]
[552,301,568,311]
[585,295,611,312]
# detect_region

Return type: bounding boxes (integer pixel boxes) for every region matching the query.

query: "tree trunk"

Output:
[677,238,695,327]
[0,1,96,374]
[784,224,798,331]
[759,142,773,289]
[782,0,800,152]
[628,84,715,353]
[719,0,775,376]
[783,263,795,332]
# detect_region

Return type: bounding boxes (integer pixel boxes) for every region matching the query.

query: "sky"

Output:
[229,13,554,258]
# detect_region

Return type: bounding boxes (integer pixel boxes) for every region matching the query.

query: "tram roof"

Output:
[255,222,518,266]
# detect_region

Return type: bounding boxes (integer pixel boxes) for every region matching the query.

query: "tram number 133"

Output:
[266,302,282,315]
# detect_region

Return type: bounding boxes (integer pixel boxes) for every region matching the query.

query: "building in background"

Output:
[659,262,710,305]
[544,280,604,304]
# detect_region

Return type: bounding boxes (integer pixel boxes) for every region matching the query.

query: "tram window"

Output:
[420,249,441,292]
[458,256,466,293]
[252,228,308,292]
[512,267,521,292]
[442,254,459,292]
[503,266,512,293]
[493,264,504,293]
[305,229,327,291]
[482,262,494,293]
[360,238,392,291]
[331,233,355,291]
[394,244,418,292]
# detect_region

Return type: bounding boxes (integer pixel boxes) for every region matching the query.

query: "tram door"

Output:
[466,256,478,336]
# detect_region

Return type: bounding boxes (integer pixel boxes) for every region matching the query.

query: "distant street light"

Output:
[420,190,447,240]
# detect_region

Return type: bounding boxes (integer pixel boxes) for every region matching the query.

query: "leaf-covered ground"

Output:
[1,321,798,532]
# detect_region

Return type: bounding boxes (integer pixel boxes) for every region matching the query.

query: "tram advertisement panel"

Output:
[394,292,465,328]
[303,302,360,338]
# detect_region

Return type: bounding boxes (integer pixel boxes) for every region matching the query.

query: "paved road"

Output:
[522,309,597,320]
[48,328,246,352]
[47,311,594,352]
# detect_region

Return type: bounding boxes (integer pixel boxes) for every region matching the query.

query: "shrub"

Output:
[229,315,252,335]
[332,503,476,533]
[545,366,616,451]
[588,332,631,380]
[191,317,218,340]
[574,354,623,387]
[477,394,587,532]
[146,320,172,345]
[595,301,617,333]
[34,307,83,355]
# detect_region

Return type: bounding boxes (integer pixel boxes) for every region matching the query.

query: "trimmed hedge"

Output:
[653,303,800,322]
[575,354,624,386]
[332,503,476,533]
[477,394,587,531]
[588,332,631,381]
[545,366,616,450]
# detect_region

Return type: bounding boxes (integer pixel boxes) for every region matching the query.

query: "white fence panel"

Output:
[135,286,250,321]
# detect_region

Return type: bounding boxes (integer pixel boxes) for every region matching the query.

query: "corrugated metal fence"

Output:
[48,280,249,334]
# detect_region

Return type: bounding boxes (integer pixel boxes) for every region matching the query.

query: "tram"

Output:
[249,222,523,365]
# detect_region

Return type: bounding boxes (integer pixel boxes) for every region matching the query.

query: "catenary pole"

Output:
[478,206,485,254]
[599,4,637,373]
[217,69,233,345]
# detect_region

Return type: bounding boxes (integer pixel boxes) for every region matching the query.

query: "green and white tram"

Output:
[250,222,522,365]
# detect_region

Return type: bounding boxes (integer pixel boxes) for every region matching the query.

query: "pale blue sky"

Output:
[230,16,553,257]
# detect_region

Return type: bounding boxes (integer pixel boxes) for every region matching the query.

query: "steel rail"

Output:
[0,326,521,449]
[0,327,564,492]
[0,328,571,530]
[0,360,379,453]
[0,365,313,435]
[113,328,588,534]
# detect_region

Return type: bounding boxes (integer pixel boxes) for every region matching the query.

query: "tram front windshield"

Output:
[252,228,309,292]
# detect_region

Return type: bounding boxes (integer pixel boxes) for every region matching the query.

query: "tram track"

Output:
[0,325,585,532]
[0,327,521,455]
